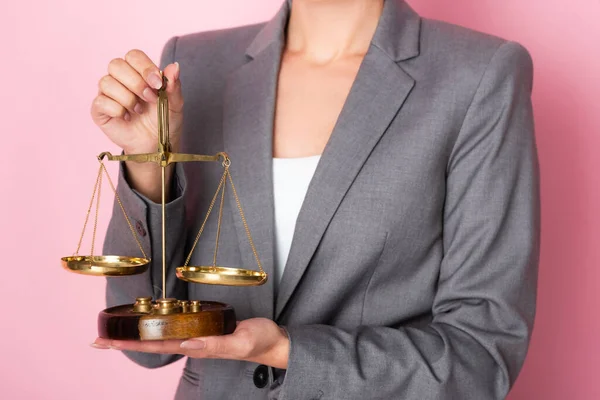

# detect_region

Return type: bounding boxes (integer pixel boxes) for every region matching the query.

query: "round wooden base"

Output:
[98,301,236,340]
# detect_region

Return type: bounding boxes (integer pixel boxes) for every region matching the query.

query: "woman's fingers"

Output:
[91,48,184,161]
[124,49,164,93]
[91,94,130,125]
[98,75,144,115]
[91,336,244,360]
[105,49,183,113]
[92,338,185,354]
[107,57,157,104]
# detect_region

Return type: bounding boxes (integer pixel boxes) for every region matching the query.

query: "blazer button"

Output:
[135,220,147,237]
[253,364,269,388]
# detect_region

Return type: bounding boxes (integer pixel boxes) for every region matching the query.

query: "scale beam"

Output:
[97,151,230,167]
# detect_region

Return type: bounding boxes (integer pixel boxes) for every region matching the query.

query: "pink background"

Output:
[1,0,598,398]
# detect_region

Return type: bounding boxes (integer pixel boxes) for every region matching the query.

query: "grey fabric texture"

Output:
[103,0,540,399]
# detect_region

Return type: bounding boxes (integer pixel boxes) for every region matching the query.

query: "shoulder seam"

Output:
[445,39,511,175]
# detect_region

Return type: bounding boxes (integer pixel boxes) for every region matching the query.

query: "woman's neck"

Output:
[286,0,384,64]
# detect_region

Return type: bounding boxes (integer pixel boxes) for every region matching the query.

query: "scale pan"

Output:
[61,255,150,276]
[176,266,267,286]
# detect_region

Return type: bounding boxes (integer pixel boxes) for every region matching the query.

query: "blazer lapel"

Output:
[275,0,421,318]
[222,2,289,320]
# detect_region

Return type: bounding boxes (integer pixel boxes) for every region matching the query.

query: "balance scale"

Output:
[61,73,267,340]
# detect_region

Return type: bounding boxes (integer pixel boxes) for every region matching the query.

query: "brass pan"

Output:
[176,266,267,286]
[61,255,150,276]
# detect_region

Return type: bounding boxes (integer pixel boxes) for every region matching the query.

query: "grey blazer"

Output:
[104,0,540,399]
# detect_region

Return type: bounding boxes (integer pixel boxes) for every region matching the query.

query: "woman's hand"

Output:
[91,49,184,202]
[92,318,290,370]
[91,49,183,155]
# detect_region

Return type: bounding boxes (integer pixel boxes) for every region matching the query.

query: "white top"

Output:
[272,155,321,292]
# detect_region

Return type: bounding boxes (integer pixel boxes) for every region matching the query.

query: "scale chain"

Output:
[227,170,265,275]
[74,164,103,256]
[90,168,103,257]
[100,161,148,260]
[184,169,228,267]
[213,173,227,267]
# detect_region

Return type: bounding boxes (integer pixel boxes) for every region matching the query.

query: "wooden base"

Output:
[98,301,236,340]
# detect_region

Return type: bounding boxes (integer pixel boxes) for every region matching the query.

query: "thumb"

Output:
[162,62,184,113]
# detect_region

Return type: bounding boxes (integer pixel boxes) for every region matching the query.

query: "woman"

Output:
[91,0,540,399]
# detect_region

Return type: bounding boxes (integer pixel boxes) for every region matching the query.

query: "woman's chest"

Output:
[272,53,363,157]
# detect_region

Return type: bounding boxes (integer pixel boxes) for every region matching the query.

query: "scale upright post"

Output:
[157,74,170,300]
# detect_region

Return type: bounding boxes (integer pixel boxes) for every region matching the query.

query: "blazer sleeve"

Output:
[102,36,189,368]
[276,41,540,400]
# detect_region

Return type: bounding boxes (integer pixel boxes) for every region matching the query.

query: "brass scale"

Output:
[61,74,266,340]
